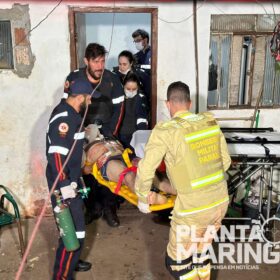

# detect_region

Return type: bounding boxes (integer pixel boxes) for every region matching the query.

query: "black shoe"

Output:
[85,209,103,225]
[75,260,92,272]
[103,207,120,227]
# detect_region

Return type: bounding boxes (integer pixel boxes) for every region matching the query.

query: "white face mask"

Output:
[124,89,137,99]
[119,68,130,75]
[135,42,144,51]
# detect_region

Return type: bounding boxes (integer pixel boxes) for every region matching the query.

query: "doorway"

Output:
[68,6,158,127]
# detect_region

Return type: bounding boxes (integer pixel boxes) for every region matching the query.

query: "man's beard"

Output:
[87,66,102,80]
[79,98,88,116]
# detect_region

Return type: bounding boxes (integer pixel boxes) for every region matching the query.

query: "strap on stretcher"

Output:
[91,148,175,211]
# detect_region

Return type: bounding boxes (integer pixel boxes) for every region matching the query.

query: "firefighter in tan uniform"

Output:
[135,81,231,280]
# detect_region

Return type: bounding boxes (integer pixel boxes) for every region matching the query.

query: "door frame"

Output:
[68,6,158,127]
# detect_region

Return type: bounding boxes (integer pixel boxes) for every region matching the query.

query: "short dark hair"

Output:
[85,43,107,60]
[132,29,149,43]
[118,50,135,65]
[167,81,191,103]
[123,72,141,88]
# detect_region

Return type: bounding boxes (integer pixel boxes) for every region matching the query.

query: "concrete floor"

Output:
[0,202,279,280]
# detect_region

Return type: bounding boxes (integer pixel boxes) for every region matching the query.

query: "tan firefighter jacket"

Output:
[134,110,231,219]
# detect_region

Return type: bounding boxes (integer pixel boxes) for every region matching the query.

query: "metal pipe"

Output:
[232,161,279,166]
[250,78,264,128]
[267,166,274,220]
[259,167,265,214]
[229,165,263,193]
[193,0,199,113]
[216,117,253,121]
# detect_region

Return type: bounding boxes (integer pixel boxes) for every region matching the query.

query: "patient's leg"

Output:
[106,160,135,190]
[106,160,169,205]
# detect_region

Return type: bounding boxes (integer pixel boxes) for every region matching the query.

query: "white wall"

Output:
[0,1,279,215]
[85,13,151,70]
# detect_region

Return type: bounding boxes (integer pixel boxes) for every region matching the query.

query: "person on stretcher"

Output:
[82,124,176,205]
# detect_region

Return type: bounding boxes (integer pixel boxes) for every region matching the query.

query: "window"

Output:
[208,15,280,109]
[0,20,13,69]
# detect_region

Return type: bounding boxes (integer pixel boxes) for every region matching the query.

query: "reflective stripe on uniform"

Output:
[137,118,148,125]
[62,93,68,99]
[112,96,124,104]
[178,197,229,216]
[197,263,211,278]
[179,268,198,280]
[49,111,68,124]
[74,132,85,140]
[191,170,224,189]
[76,231,85,239]
[48,146,69,155]
[185,126,220,143]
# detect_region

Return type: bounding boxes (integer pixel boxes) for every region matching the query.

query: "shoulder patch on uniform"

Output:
[58,122,69,137]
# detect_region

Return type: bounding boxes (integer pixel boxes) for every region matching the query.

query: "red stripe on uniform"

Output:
[113,101,124,136]
[62,252,73,279]
[56,248,66,280]
[54,153,65,181]
[57,153,66,180]
[54,153,62,181]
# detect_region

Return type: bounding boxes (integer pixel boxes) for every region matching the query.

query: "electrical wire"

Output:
[207,1,227,15]
[16,0,118,278]
[14,0,63,48]
[107,0,116,56]
[271,2,277,25]
[144,0,206,24]
[16,75,104,280]
[255,0,269,15]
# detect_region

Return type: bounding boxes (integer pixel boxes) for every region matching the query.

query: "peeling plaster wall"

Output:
[0,1,70,216]
[0,4,35,77]
[0,1,279,216]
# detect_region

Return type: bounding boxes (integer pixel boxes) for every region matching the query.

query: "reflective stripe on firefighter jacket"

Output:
[134,110,231,219]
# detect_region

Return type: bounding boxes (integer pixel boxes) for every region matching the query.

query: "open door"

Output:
[68,6,158,127]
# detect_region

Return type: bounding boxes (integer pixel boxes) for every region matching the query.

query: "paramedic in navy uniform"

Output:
[46,78,94,279]
[132,29,151,65]
[64,43,125,227]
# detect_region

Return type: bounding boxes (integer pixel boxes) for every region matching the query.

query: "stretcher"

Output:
[222,128,280,244]
[91,148,176,212]
[91,128,280,218]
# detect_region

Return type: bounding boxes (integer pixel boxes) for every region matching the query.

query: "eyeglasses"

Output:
[133,38,143,43]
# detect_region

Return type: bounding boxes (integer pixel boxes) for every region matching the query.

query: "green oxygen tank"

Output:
[54,191,80,252]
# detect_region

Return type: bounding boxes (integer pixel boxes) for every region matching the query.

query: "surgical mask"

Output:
[124,89,137,99]
[119,68,130,75]
[135,42,144,51]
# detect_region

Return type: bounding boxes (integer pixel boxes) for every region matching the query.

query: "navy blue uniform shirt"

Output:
[46,99,84,192]
[134,46,151,65]
[64,68,124,137]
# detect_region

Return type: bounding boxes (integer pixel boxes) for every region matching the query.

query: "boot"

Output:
[103,206,120,227]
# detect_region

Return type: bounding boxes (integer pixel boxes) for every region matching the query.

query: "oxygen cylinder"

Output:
[54,192,80,252]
